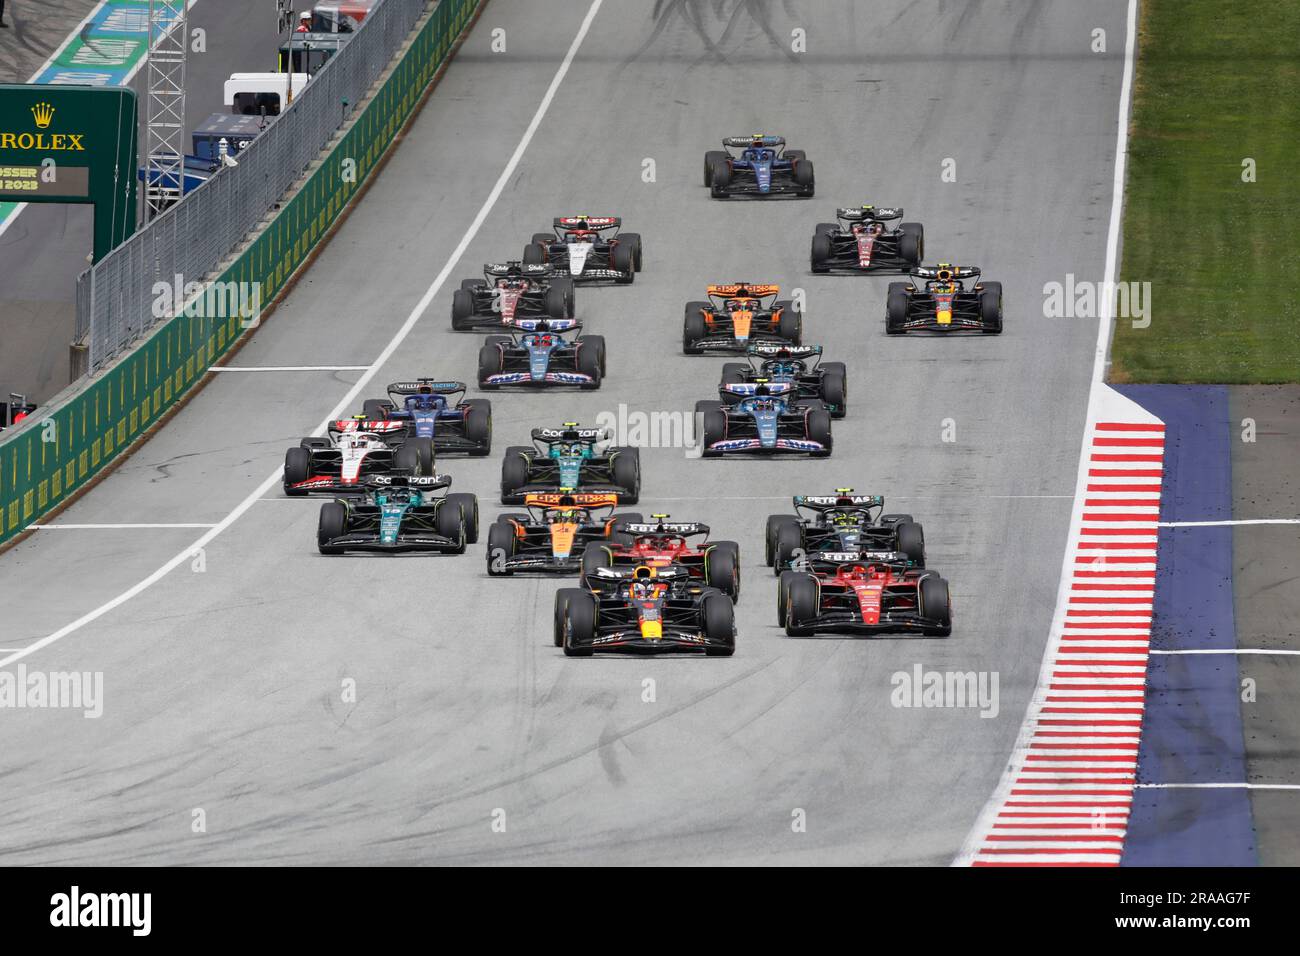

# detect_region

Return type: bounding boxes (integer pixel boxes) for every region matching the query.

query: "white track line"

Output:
[1150,648,1300,657]
[29,523,217,530]
[954,0,1141,867]
[210,366,372,372]
[0,0,605,671]
[1134,783,1300,791]
[1159,519,1300,527]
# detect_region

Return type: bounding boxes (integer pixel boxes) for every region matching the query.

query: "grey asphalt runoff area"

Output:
[0,0,1132,864]
[0,0,290,405]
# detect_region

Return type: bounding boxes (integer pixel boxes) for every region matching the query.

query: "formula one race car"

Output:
[703,135,814,199]
[283,417,434,497]
[360,380,491,457]
[554,565,736,656]
[317,473,480,555]
[451,261,575,331]
[778,554,952,637]
[683,283,803,354]
[500,423,640,504]
[810,206,924,274]
[579,514,741,599]
[886,263,1003,334]
[477,318,605,391]
[697,380,831,457]
[485,493,641,576]
[721,343,847,418]
[764,491,925,573]
[523,216,642,284]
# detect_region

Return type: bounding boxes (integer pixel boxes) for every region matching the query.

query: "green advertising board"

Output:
[0,84,138,262]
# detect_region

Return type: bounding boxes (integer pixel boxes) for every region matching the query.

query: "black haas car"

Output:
[451,261,574,331]
[886,263,1003,334]
[523,216,642,284]
[765,490,926,573]
[810,205,924,274]
[555,564,736,656]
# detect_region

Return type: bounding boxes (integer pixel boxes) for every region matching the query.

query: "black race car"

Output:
[703,135,814,199]
[554,565,735,656]
[485,493,641,576]
[451,261,574,331]
[523,216,641,284]
[477,318,604,390]
[500,423,640,505]
[764,491,925,573]
[720,344,847,418]
[886,264,1003,334]
[316,474,479,555]
[810,206,924,274]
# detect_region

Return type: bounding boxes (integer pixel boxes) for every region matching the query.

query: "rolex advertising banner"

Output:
[0,85,137,262]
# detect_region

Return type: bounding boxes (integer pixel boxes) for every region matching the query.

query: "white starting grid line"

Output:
[210,366,372,372]
[1135,783,1300,791]
[1159,519,1300,527]
[28,523,218,530]
[1150,648,1300,656]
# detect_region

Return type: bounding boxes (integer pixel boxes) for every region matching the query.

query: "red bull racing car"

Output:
[886,264,1003,334]
[523,216,642,284]
[810,206,924,274]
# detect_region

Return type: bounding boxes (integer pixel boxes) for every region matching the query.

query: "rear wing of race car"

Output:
[837,206,903,222]
[747,343,822,362]
[707,282,781,301]
[365,473,452,491]
[484,261,554,277]
[523,492,620,510]
[386,379,466,398]
[587,563,690,582]
[328,418,406,436]
[810,549,910,568]
[911,264,980,282]
[553,216,620,232]
[794,492,885,512]
[722,135,785,148]
[621,521,710,537]
[719,380,798,399]
[531,424,608,445]
[507,317,580,334]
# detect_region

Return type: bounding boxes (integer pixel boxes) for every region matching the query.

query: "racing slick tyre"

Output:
[898,222,924,265]
[487,520,516,576]
[776,569,805,624]
[720,363,747,387]
[580,543,613,585]
[709,157,731,197]
[554,588,586,646]
[773,519,803,574]
[682,305,708,354]
[619,233,643,271]
[881,513,915,526]
[703,150,727,186]
[317,501,348,555]
[551,275,576,315]
[577,333,607,376]
[460,278,482,292]
[704,541,741,600]
[451,289,476,330]
[394,442,421,476]
[920,576,953,637]
[766,514,799,566]
[814,221,837,236]
[477,344,502,390]
[777,307,803,345]
[609,512,643,533]
[896,520,926,567]
[611,448,640,503]
[435,498,467,553]
[362,399,390,421]
[701,593,736,656]
[283,446,312,497]
[810,231,832,273]
[820,362,848,418]
[700,407,726,458]
[886,282,910,334]
[979,281,1003,334]
[465,400,492,457]
[500,447,531,504]
[545,283,569,319]
[611,242,635,284]
[562,591,598,656]
[408,436,436,475]
[445,492,479,545]
[784,573,819,637]
[793,159,815,197]
[576,340,603,390]
[530,232,553,248]
[807,406,833,457]
[522,242,547,266]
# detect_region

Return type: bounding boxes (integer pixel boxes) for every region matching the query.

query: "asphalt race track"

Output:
[0,0,1132,865]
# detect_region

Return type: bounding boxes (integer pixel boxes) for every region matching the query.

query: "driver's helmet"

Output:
[726,297,755,312]
[765,360,799,377]
[831,511,861,527]
[551,508,579,523]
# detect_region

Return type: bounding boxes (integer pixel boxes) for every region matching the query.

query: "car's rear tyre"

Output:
[793,159,814,196]
[435,497,467,552]
[500,447,530,504]
[784,573,819,636]
[704,540,740,600]
[283,446,312,496]
[766,514,798,566]
[465,400,492,457]
[362,399,389,421]
[522,242,546,266]
[979,281,1003,334]
[778,308,802,345]
[720,363,746,388]
[703,150,727,186]
[530,232,553,248]
[551,276,576,315]
[820,362,847,418]
[460,278,482,292]
[886,282,910,334]
[898,222,924,265]
[445,492,479,544]
[545,283,568,319]
[562,591,598,656]
[810,231,832,273]
[317,501,347,554]
[702,593,736,655]
[487,519,516,576]
[773,519,803,574]
[580,543,613,585]
[896,520,925,567]
[578,333,607,376]
[611,448,640,503]
[619,233,643,271]
[612,242,635,284]
[408,436,435,475]
[806,407,833,457]
[920,576,953,636]
[683,304,708,354]
[451,288,476,330]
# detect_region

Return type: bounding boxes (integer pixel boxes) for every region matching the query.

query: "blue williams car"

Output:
[477,318,605,391]
[696,380,832,457]
[704,135,814,199]
[362,380,491,457]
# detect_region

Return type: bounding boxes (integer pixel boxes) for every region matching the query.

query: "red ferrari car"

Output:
[777,554,951,637]
[579,514,740,599]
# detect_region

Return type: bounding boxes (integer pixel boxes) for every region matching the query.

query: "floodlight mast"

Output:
[143,0,189,221]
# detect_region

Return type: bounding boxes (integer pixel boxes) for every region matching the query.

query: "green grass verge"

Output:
[1110,0,1300,383]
